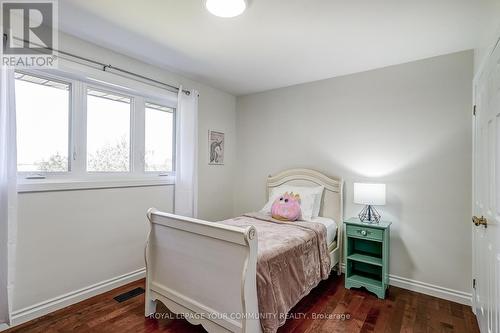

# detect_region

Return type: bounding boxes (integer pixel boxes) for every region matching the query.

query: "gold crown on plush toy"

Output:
[283,192,301,202]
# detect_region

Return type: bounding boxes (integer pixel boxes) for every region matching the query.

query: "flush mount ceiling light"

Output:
[205,0,247,18]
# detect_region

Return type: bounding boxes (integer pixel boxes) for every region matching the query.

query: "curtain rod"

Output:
[2,33,191,95]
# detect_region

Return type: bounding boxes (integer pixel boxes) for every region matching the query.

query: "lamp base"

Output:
[358,205,381,224]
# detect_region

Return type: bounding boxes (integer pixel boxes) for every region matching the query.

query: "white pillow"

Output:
[311,187,324,218]
[261,185,324,221]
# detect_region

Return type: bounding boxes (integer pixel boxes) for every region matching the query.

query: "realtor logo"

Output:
[1,0,58,68]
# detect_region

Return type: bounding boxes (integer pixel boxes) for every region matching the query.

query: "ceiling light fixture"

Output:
[205,0,247,18]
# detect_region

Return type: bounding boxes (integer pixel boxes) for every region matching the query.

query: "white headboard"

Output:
[266,168,343,225]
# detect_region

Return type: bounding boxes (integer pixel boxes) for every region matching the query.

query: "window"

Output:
[15,69,176,190]
[86,89,131,172]
[145,102,174,172]
[15,72,70,173]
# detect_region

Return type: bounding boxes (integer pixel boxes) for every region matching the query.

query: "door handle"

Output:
[472,216,488,228]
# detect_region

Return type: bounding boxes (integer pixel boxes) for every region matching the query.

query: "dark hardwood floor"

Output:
[5,274,479,333]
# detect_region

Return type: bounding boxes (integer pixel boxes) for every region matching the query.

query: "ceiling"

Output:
[59,0,499,96]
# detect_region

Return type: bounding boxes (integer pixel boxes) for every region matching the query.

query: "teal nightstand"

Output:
[344,217,392,299]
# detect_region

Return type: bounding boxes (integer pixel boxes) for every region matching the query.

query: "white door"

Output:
[473,40,500,333]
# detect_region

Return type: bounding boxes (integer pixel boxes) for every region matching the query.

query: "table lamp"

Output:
[354,183,386,223]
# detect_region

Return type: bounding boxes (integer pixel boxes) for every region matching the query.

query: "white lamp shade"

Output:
[206,0,247,17]
[354,183,386,205]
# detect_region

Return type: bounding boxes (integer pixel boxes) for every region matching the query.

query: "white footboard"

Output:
[145,208,261,333]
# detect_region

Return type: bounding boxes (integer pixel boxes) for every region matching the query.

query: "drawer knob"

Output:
[361,230,367,236]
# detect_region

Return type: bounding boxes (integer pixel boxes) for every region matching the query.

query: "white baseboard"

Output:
[340,264,471,305]
[389,275,471,306]
[0,268,145,332]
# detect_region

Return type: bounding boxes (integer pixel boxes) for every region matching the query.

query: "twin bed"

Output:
[144,169,343,333]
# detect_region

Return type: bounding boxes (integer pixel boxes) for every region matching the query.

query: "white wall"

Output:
[15,186,173,310]
[197,87,236,220]
[13,31,236,319]
[235,51,473,298]
[474,1,500,75]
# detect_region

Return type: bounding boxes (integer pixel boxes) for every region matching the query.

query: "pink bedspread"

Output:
[219,212,331,333]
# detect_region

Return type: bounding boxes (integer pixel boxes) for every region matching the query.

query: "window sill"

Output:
[17,177,175,193]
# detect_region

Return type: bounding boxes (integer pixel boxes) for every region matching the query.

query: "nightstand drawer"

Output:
[346,225,383,241]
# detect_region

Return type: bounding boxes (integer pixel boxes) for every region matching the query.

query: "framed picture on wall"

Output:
[208,130,224,165]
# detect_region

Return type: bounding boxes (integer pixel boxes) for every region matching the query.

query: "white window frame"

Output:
[85,85,134,174]
[15,70,76,180]
[16,68,177,193]
[143,100,176,176]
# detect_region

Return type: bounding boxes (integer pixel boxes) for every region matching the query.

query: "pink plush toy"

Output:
[271,192,301,221]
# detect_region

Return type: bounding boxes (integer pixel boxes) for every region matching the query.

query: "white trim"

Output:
[17,177,174,193]
[389,275,472,306]
[0,268,146,331]
[340,264,471,305]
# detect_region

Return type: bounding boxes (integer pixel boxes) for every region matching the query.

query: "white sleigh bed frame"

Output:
[144,169,343,333]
